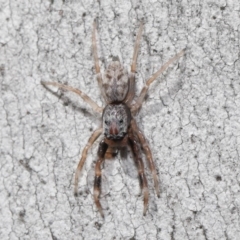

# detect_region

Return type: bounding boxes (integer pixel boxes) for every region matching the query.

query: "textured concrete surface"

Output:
[1,0,240,239]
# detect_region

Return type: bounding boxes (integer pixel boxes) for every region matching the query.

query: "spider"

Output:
[41,21,184,217]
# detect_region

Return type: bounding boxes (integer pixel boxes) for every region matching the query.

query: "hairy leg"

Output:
[131,22,144,73]
[124,22,144,105]
[131,119,160,197]
[41,81,103,113]
[131,49,185,114]
[92,21,103,89]
[94,140,108,217]
[74,128,103,195]
[128,129,149,215]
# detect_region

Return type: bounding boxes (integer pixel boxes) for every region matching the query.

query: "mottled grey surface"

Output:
[1,0,240,239]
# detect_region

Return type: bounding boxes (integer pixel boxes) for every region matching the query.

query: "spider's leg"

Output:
[92,21,103,89]
[41,81,103,114]
[74,128,103,195]
[94,140,108,218]
[131,119,160,197]
[128,129,149,215]
[131,22,144,74]
[124,22,144,105]
[131,49,185,114]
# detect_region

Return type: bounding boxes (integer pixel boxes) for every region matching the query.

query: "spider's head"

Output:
[103,103,131,140]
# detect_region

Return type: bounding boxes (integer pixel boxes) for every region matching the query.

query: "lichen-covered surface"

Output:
[1,0,240,239]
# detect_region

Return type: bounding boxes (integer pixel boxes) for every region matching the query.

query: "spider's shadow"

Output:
[86,147,138,192]
[119,147,139,180]
[139,70,185,118]
[42,83,98,119]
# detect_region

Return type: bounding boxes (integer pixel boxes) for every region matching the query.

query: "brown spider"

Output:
[41,21,184,217]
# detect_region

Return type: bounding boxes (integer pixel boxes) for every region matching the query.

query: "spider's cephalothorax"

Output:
[103,103,131,140]
[102,61,129,103]
[41,21,184,218]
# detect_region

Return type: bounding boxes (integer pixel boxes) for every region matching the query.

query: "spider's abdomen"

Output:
[102,61,129,103]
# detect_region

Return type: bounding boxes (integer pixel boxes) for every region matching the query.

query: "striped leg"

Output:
[94,140,108,217]
[124,22,144,105]
[128,130,149,215]
[74,128,103,195]
[92,21,104,91]
[131,119,160,197]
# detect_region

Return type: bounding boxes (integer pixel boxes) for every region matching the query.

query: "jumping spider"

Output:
[41,21,184,217]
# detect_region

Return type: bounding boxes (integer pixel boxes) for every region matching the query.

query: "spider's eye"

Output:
[119,119,123,124]
[105,120,109,125]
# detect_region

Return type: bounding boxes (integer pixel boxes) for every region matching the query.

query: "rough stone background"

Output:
[1,0,240,239]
